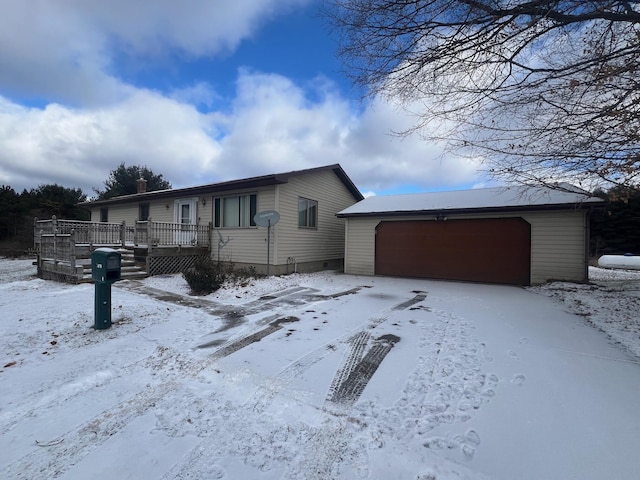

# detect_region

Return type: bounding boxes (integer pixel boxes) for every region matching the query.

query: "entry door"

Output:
[174,198,198,244]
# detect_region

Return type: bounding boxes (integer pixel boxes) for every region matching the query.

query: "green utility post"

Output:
[91,248,122,330]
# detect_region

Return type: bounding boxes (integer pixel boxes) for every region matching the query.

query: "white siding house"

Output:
[81,164,363,275]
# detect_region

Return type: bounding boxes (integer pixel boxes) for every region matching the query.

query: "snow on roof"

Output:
[338,185,604,216]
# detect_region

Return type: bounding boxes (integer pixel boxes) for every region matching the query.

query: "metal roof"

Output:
[337,185,604,217]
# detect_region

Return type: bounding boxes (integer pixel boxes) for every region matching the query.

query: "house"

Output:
[66,164,362,277]
[337,185,604,286]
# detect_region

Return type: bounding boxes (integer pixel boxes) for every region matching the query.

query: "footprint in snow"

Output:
[200,464,225,479]
[465,429,480,446]
[462,444,476,458]
[511,373,526,386]
[459,429,481,458]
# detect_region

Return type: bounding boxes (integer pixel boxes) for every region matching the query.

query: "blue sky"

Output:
[0,0,487,197]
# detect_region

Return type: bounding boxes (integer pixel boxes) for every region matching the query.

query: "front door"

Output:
[174,198,198,244]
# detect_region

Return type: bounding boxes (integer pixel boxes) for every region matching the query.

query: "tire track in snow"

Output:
[0,341,173,439]
[329,334,401,406]
[2,276,374,479]
[3,380,179,480]
[161,292,428,478]
[246,292,426,414]
[204,316,299,359]
[279,294,425,479]
[324,293,425,406]
[325,331,371,402]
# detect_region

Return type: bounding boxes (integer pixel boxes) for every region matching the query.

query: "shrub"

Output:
[228,265,263,285]
[183,257,227,295]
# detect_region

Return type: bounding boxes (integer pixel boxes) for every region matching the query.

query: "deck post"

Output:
[52,216,58,267]
[33,217,39,272]
[33,217,38,249]
[120,221,126,247]
[70,230,77,277]
[147,217,153,254]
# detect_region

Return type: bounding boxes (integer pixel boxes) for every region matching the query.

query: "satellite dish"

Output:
[254,210,280,227]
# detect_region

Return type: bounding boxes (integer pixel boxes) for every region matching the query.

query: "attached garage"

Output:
[338,186,604,286]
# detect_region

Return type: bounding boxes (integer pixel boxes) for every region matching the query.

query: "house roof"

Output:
[337,185,604,218]
[81,164,363,207]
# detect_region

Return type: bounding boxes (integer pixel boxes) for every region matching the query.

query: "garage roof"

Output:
[337,184,604,217]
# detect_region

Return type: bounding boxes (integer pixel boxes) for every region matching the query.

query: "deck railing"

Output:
[134,220,211,250]
[35,217,124,246]
[34,216,211,251]
[38,232,77,265]
[34,217,212,282]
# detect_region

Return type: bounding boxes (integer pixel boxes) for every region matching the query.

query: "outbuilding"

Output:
[337,185,604,286]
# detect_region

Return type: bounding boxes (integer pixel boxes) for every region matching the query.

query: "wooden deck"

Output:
[34,217,212,283]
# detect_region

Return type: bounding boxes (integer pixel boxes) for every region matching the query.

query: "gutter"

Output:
[336,201,604,219]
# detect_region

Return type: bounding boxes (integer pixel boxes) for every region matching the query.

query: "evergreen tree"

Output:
[0,185,20,241]
[30,184,89,220]
[591,187,640,257]
[0,183,90,253]
[94,163,171,199]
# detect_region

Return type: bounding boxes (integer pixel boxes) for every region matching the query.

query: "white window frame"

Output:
[298,197,318,229]
[214,193,257,228]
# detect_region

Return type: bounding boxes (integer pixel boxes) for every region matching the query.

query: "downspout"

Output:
[287,257,297,274]
[584,207,592,283]
[273,185,280,271]
[343,218,349,274]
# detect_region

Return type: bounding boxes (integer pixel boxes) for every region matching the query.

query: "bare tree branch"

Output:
[326,0,640,191]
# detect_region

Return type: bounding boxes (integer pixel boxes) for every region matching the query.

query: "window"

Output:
[214,193,257,228]
[139,203,149,221]
[100,207,108,223]
[298,197,317,228]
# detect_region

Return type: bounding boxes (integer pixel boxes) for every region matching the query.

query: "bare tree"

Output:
[327,0,640,191]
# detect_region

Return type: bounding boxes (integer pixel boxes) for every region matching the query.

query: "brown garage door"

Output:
[375,218,531,285]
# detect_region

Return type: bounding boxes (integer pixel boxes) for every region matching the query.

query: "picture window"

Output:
[214,194,257,228]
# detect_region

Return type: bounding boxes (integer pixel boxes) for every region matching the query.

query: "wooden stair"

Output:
[79,247,148,283]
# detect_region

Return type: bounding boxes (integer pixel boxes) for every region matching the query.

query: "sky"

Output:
[0,0,488,198]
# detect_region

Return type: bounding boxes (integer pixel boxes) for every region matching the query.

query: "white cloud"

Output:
[0,0,309,106]
[0,71,485,197]
[0,93,221,194]
[214,70,483,192]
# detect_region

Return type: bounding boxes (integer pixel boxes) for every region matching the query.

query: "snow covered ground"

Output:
[532,266,640,359]
[1,258,639,480]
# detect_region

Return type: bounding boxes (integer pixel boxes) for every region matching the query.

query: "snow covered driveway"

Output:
[1,259,640,480]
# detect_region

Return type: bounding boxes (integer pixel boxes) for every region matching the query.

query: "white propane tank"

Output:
[598,254,640,270]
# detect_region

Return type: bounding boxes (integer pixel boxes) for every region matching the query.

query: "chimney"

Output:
[137,178,147,194]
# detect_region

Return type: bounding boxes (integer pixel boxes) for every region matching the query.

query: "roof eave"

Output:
[80,176,288,207]
[337,201,605,218]
[81,163,363,207]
